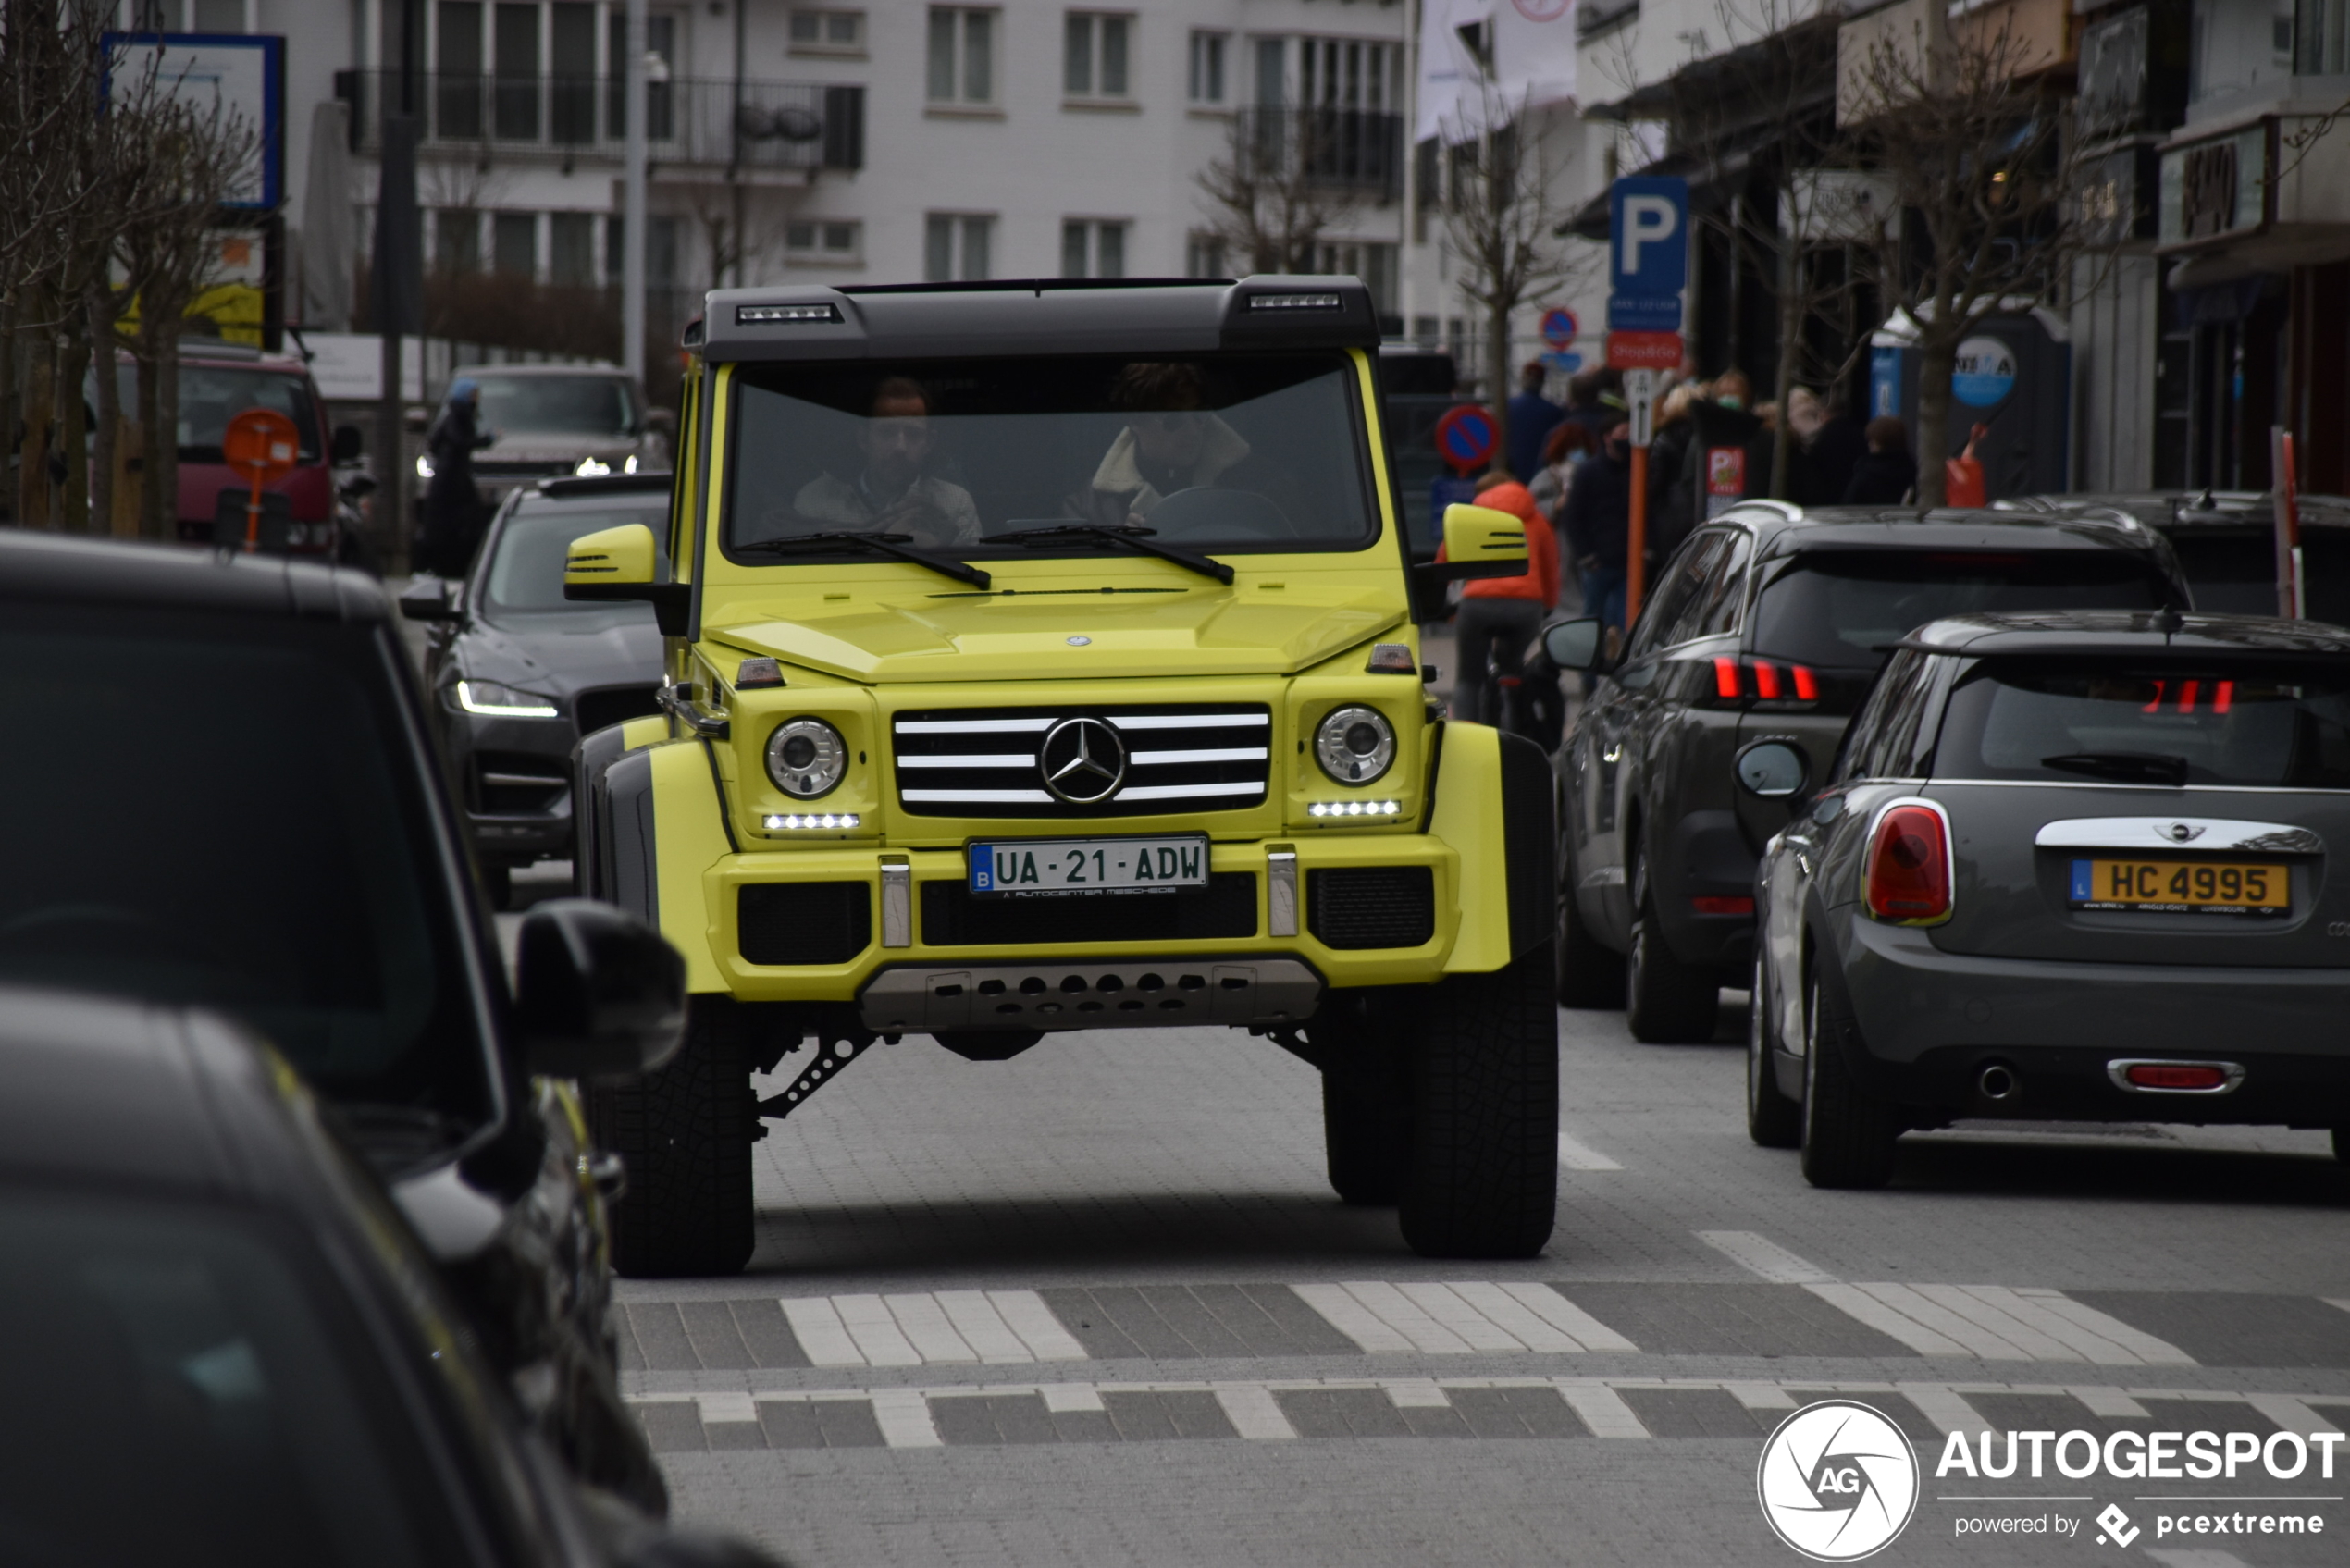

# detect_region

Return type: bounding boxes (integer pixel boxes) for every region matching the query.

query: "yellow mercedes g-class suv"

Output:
[566,277,1558,1275]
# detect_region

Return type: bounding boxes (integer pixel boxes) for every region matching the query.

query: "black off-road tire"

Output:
[1799,967,1899,1189]
[588,998,755,1277]
[1746,952,1801,1149]
[1555,862,1627,1009]
[1626,857,1718,1043]
[1316,998,1412,1205]
[1399,942,1560,1259]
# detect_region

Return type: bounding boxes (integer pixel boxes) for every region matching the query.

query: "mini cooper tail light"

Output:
[2124,1062,2229,1091]
[1864,803,1951,924]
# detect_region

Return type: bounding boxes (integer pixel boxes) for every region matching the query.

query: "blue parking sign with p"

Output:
[1608,177,1688,331]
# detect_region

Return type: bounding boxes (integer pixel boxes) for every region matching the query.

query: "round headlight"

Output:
[765,718,847,798]
[1314,705,1396,785]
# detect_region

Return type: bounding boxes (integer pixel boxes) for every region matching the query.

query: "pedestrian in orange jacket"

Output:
[1441,477,1559,727]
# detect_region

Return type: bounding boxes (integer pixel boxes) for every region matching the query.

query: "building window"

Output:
[1064,12,1131,99]
[1312,241,1396,317]
[928,7,996,105]
[1061,219,1127,278]
[550,211,595,285]
[492,211,538,278]
[1184,233,1228,278]
[1189,31,1227,104]
[2301,0,2347,72]
[925,214,994,280]
[788,8,865,56]
[786,219,862,262]
[434,210,481,275]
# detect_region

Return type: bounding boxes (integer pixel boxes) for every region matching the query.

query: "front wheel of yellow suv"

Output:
[1314,994,1413,1207]
[588,996,757,1277]
[1398,940,1561,1259]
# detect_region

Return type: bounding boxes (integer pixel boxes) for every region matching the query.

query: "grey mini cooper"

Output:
[1743,610,2350,1187]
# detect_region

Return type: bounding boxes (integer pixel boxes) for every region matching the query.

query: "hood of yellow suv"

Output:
[708,580,1404,682]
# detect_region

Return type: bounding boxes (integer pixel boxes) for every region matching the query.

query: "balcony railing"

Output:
[335,71,864,172]
[1234,107,1404,204]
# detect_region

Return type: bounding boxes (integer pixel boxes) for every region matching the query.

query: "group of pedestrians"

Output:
[1444,359,1921,730]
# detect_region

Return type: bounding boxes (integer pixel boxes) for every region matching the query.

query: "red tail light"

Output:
[1865,803,1951,923]
[2124,1063,2228,1091]
[1691,895,1755,915]
[1706,659,1821,704]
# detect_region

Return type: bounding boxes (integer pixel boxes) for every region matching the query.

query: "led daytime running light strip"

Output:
[1307,800,1403,818]
[764,812,861,830]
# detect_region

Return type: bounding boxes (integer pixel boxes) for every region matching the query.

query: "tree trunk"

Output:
[1487,305,1513,477]
[155,323,181,540]
[135,336,165,539]
[90,290,120,534]
[56,316,90,532]
[0,291,17,525]
[18,300,54,529]
[1912,335,1955,508]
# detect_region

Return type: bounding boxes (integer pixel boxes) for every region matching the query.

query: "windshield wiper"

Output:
[2041,750,2191,787]
[736,530,991,589]
[990,523,1235,585]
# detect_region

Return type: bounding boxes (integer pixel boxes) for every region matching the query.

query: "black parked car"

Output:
[1999,490,2350,624]
[403,474,674,906]
[1743,611,2350,1186]
[0,984,774,1568]
[0,529,681,1512]
[1541,503,2191,1042]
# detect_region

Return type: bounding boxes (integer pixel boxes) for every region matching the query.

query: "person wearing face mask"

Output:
[790,377,982,547]
[1086,361,1255,526]
[1560,421,1634,634]
[1688,367,1765,513]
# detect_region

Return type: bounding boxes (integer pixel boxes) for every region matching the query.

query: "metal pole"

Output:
[377,0,420,576]
[623,0,648,382]
[1625,367,1655,624]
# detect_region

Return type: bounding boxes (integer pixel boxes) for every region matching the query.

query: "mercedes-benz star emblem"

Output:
[1038,717,1126,804]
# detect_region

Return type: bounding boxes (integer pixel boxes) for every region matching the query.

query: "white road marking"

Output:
[1213,1384,1299,1439]
[1555,1130,1623,1170]
[990,1289,1090,1361]
[1333,1282,1478,1354]
[696,1391,758,1424]
[1396,1282,1531,1352]
[1384,1378,1452,1409]
[1495,1282,1640,1352]
[834,1293,924,1366]
[1558,1381,1650,1438]
[1910,1284,2084,1361]
[934,1290,1035,1363]
[869,1387,943,1448]
[1696,1229,1835,1284]
[1039,1383,1105,1413]
[2242,1393,2344,1436]
[1292,1284,1416,1354]
[884,1291,980,1364]
[1985,1286,2194,1365]
[2071,1387,2150,1419]
[780,1296,866,1367]
[2146,1551,2254,1568]
[1441,1282,1589,1353]
[1805,1284,1970,1357]
[2327,1298,2350,1316]
[1903,1385,1991,1436]
[1725,1382,1799,1412]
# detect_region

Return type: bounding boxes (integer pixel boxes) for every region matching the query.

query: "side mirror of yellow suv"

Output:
[1439,502,1530,578]
[563,523,687,634]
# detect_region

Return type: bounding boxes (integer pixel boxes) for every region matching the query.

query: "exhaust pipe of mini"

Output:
[1977,1064,2019,1103]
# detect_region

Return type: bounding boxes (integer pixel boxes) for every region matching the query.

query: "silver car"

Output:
[458,364,669,504]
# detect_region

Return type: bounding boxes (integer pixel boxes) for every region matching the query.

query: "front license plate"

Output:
[971,834,1210,896]
[2069,858,2291,916]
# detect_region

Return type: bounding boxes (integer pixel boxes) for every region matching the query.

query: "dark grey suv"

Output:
[1744,611,2350,1186]
[1544,503,2190,1042]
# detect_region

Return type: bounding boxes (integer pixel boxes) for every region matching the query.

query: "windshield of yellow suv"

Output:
[722,353,1378,560]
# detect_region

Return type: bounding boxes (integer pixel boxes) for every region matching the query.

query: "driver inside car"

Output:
[1083,362,1255,528]
[788,375,981,547]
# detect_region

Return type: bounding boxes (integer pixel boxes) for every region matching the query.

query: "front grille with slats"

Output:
[921,873,1259,945]
[1308,867,1436,949]
[739,883,872,965]
[892,704,1271,819]
[473,750,568,814]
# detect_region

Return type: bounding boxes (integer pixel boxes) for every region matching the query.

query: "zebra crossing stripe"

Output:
[1212,1384,1299,1439]
[777,1289,1086,1367]
[869,1388,944,1449]
[1292,1281,1641,1355]
[1902,1385,1990,1436]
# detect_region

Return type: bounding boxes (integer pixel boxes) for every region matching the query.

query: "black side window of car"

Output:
[1874,656,1939,778]
[1629,532,1727,658]
[1837,649,1921,783]
[1689,528,1754,640]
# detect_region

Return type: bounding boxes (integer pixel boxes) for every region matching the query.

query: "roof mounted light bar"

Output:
[1245,291,1342,311]
[736,302,842,325]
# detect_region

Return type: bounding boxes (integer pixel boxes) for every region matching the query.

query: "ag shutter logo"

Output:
[1757,1400,1921,1561]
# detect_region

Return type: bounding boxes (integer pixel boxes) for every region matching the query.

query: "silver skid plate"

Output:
[860,958,1321,1033]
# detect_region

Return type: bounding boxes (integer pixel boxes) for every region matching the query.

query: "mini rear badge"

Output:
[2163,821,2206,843]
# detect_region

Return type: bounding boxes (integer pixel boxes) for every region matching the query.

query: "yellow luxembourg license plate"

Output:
[2069,858,2290,916]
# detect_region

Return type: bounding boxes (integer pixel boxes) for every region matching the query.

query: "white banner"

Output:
[1417,0,1578,144]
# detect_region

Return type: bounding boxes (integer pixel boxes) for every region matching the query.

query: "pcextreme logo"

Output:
[1758,1400,1922,1561]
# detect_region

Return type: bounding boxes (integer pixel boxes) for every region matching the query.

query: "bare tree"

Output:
[1436,85,1578,461]
[1841,6,2087,504]
[1194,110,1367,276]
